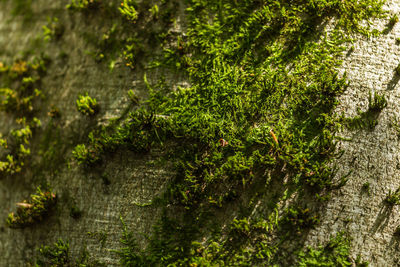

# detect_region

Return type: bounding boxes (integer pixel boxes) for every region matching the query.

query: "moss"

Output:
[67,0,388,264]
[340,91,387,130]
[362,182,371,196]
[284,206,320,235]
[385,187,400,205]
[119,0,138,22]
[6,187,57,228]
[384,14,399,33]
[30,239,105,266]
[0,56,49,175]
[76,93,99,116]
[0,118,44,174]
[297,233,365,266]
[396,63,400,75]
[66,0,100,11]
[0,0,389,264]
[42,17,64,42]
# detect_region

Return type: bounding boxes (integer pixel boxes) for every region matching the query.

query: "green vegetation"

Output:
[0,58,46,114]
[76,93,99,116]
[127,89,139,104]
[66,0,99,11]
[340,91,387,130]
[285,206,320,235]
[35,239,70,266]
[6,187,56,228]
[297,233,366,266]
[0,120,41,175]
[0,0,390,265]
[0,57,47,174]
[62,0,387,264]
[31,239,105,266]
[387,14,399,30]
[386,187,400,205]
[42,17,64,42]
[362,182,371,195]
[119,0,138,22]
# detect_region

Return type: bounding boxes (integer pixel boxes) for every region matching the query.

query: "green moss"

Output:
[0,119,42,174]
[297,233,365,266]
[119,0,138,22]
[385,14,399,33]
[35,239,70,266]
[66,0,100,11]
[1,0,389,264]
[362,182,371,196]
[0,56,48,175]
[6,186,57,228]
[42,17,64,42]
[30,239,105,266]
[0,58,46,115]
[385,187,400,205]
[76,93,99,116]
[284,206,320,235]
[69,0,388,264]
[340,91,387,130]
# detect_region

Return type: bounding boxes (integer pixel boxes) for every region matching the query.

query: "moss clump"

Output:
[30,239,104,267]
[0,58,46,115]
[35,239,70,266]
[386,187,400,205]
[285,207,320,235]
[297,233,363,266]
[42,17,64,42]
[0,119,42,174]
[119,0,138,22]
[0,57,47,175]
[76,93,99,116]
[66,0,100,11]
[396,63,400,75]
[340,91,387,130]
[6,187,57,228]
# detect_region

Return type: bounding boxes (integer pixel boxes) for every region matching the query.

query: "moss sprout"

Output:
[42,17,64,42]
[6,187,57,228]
[119,0,138,22]
[386,187,400,205]
[76,93,99,116]
[127,89,139,104]
[388,14,399,29]
[341,91,387,130]
[66,0,99,10]
[362,182,371,196]
[31,239,104,266]
[298,233,358,266]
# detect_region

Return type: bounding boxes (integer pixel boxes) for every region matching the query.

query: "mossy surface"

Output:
[0,0,391,265]
[69,0,386,265]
